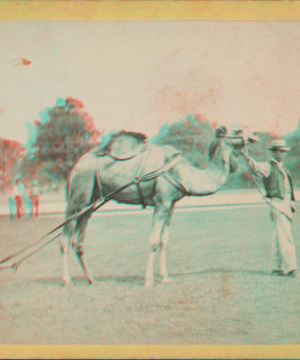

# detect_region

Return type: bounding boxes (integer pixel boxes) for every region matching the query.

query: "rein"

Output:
[0,153,183,272]
[216,134,288,216]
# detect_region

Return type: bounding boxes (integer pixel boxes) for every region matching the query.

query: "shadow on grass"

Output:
[34,274,145,287]
[95,274,145,286]
[172,268,270,278]
[34,268,270,288]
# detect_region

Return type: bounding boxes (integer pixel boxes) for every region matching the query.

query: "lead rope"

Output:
[242,151,294,219]
[0,153,183,271]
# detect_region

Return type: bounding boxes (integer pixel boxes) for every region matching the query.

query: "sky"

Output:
[1,20,300,144]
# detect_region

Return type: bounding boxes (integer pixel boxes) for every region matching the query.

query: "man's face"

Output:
[272,149,286,162]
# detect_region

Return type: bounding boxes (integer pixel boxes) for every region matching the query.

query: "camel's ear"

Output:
[232,128,243,136]
[248,134,259,143]
[215,126,227,137]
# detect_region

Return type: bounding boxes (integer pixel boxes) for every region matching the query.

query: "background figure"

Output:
[31,180,41,217]
[243,139,299,279]
[6,183,16,220]
[13,179,26,219]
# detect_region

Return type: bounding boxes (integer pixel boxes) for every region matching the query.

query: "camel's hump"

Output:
[93,130,147,159]
[106,131,147,147]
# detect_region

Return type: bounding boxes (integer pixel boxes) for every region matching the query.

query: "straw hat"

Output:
[268,139,290,151]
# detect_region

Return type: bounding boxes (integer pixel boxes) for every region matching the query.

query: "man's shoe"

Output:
[286,270,300,278]
[271,270,284,276]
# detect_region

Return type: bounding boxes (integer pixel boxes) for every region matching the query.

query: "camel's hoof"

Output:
[144,280,155,287]
[161,277,171,284]
[62,279,73,287]
[62,283,73,288]
[87,278,99,285]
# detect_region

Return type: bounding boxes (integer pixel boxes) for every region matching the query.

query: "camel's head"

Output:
[215,125,258,152]
[213,126,258,173]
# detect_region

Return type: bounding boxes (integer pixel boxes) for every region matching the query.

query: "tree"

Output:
[0,139,24,190]
[285,120,300,186]
[248,131,275,162]
[151,114,213,168]
[23,97,101,183]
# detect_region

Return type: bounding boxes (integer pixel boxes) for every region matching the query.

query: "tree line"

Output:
[1,97,300,192]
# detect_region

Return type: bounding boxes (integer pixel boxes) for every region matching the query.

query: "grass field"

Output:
[1,205,300,346]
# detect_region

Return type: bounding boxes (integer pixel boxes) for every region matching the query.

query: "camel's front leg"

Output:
[145,202,171,287]
[159,227,171,284]
[145,227,160,287]
[159,204,174,284]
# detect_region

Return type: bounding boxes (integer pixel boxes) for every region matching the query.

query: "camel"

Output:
[60,125,256,287]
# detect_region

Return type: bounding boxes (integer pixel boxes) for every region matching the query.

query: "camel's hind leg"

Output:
[145,200,172,287]
[72,213,97,285]
[60,158,98,286]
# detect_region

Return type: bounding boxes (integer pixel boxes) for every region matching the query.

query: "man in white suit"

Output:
[243,139,299,278]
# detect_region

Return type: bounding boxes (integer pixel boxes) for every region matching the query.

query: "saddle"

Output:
[93,131,185,209]
[93,131,150,208]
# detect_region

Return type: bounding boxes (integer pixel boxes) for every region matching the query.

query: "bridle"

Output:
[217,133,258,149]
[218,132,293,220]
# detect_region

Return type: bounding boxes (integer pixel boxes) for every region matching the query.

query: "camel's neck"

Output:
[184,139,232,196]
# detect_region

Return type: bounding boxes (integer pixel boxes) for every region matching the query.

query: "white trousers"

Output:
[270,211,297,274]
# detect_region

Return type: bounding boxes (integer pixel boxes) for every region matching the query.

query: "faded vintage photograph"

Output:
[1,6,300,359]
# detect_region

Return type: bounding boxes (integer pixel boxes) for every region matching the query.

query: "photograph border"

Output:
[1,1,300,359]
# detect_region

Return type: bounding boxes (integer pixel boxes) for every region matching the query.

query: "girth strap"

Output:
[95,171,106,203]
[95,149,185,210]
[133,142,151,209]
[163,172,190,196]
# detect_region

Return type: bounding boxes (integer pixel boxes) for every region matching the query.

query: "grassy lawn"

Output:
[1,205,300,346]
